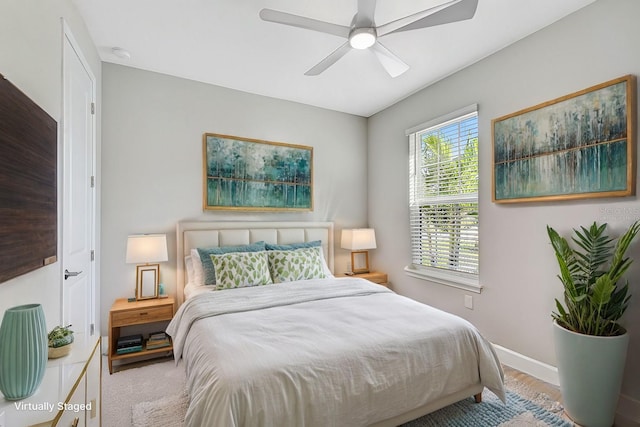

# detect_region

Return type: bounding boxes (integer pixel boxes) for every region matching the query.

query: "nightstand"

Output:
[341,271,388,286]
[108,297,175,374]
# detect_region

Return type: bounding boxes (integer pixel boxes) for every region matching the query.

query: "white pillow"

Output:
[317,247,334,278]
[185,255,196,285]
[190,249,205,285]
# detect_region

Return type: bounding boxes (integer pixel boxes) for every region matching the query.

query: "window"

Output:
[404,105,481,292]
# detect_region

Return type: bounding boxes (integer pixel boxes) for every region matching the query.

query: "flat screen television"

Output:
[0,74,57,284]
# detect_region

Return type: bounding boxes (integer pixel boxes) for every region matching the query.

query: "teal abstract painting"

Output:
[492,75,635,203]
[203,134,313,211]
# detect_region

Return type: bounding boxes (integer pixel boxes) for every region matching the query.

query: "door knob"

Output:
[64,269,82,280]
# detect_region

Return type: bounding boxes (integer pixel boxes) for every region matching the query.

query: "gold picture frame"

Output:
[136,264,159,300]
[203,133,313,211]
[350,251,370,274]
[492,75,636,203]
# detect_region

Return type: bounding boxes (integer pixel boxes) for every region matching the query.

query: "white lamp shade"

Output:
[341,229,377,250]
[126,234,168,264]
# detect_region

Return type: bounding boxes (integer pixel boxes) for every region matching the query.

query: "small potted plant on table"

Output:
[48,325,74,359]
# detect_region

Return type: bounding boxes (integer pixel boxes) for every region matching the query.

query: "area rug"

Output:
[132,392,189,427]
[401,390,572,427]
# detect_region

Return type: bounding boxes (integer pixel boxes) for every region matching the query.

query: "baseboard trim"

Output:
[492,344,559,386]
[493,343,640,426]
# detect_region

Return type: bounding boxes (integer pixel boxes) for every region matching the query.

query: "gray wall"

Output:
[368,0,640,418]
[101,64,368,334]
[0,0,101,332]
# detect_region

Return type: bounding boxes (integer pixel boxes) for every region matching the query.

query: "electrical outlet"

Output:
[464,295,473,310]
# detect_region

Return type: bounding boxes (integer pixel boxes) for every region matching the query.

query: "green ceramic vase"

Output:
[0,304,48,400]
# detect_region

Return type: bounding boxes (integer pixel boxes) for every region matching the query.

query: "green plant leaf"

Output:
[547,220,640,336]
[591,274,614,307]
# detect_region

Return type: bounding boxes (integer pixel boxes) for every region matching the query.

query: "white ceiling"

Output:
[73,0,596,117]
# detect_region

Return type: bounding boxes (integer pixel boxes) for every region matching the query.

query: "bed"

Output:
[168,221,505,427]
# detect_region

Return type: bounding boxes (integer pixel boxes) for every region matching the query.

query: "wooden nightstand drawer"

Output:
[111,305,173,327]
[360,272,387,285]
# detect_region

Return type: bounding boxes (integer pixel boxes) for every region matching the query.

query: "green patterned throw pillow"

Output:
[268,247,327,283]
[197,241,266,286]
[209,251,272,290]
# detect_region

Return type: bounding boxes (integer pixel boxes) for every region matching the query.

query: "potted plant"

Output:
[48,325,74,359]
[547,221,640,427]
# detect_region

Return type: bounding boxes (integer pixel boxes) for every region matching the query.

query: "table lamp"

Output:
[341,228,377,274]
[126,234,168,300]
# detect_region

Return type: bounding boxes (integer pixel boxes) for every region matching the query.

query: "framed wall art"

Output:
[492,75,636,203]
[203,133,313,211]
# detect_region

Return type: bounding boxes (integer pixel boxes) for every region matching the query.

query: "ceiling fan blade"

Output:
[304,42,352,76]
[371,42,409,78]
[260,9,350,38]
[393,0,478,33]
[377,0,477,37]
[356,0,377,26]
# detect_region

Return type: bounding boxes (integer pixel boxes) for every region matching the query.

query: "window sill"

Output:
[404,265,482,294]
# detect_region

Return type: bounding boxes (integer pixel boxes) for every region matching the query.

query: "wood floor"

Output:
[502,365,562,402]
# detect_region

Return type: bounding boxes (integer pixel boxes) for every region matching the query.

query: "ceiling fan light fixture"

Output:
[260,0,478,76]
[349,28,376,49]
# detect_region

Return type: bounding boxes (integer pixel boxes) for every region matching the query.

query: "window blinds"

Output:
[409,109,479,277]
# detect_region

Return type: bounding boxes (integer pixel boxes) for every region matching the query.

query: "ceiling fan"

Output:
[260,0,478,78]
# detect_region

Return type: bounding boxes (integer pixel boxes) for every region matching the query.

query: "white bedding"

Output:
[167,277,505,427]
[183,282,213,300]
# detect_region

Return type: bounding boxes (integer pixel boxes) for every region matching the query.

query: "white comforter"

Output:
[166,277,505,427]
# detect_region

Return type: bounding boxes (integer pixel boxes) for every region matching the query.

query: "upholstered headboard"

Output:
[176,221,334,306]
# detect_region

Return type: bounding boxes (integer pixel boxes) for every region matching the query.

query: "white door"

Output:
[62,26,96,342]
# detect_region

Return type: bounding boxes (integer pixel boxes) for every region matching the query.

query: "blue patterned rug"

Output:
[404,390,573,427]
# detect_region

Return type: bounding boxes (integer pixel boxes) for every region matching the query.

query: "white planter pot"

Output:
[553,321,629,427]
